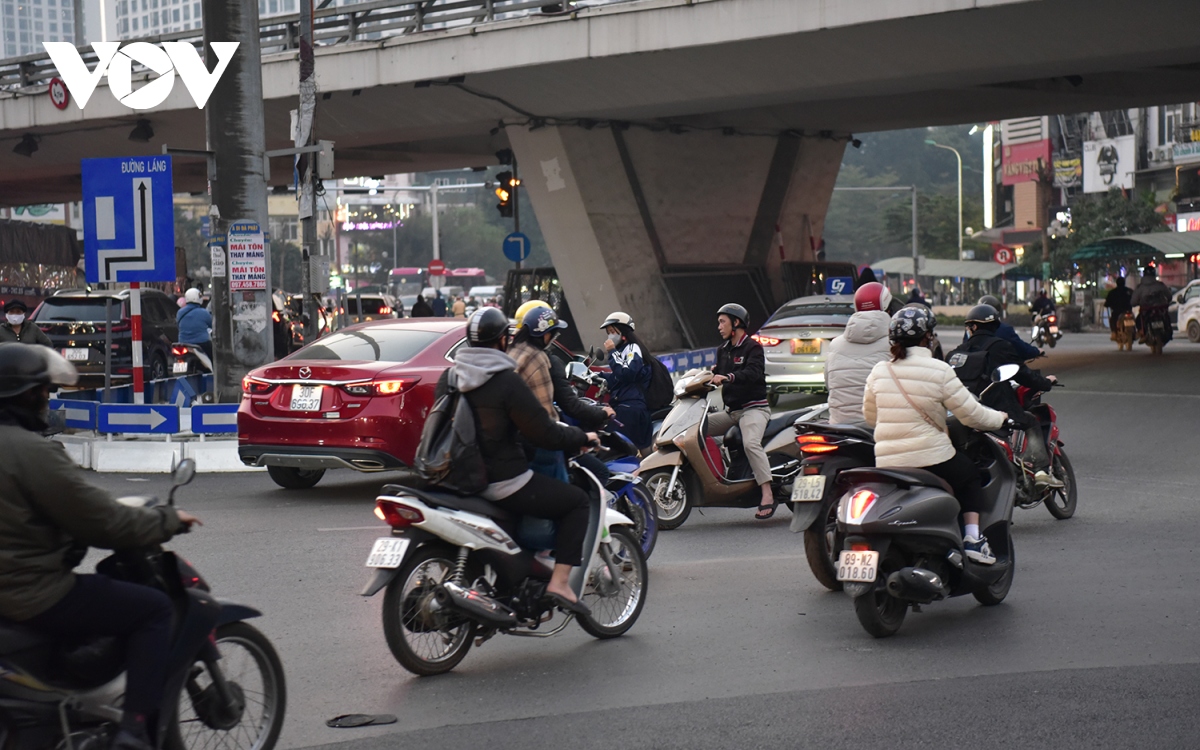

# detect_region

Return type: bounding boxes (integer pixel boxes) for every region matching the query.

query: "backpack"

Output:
[412,369,489,495]
[946,337,1006,397]
[642,354,674,411]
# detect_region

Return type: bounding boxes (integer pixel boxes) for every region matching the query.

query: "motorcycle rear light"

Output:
[1047,315,1057,323]
[751,334,781,347]
[241,376,275,395]
[797,434,828,443]
[851,542,872,552]
[845,490,878,525]
[375,499,424,528]
[272,310,281,323]
[801,443,838,454]
[171,345,189,356]
[802,465,821,475]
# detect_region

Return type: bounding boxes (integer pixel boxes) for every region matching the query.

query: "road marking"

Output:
[318,525,388,532]
[654,553,807,569]
[1056,389,1200,399]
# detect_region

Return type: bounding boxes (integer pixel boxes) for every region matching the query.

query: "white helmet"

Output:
[184,288,202,304]
[600,311,635,330]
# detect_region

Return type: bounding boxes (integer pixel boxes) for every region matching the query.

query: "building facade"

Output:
[1,0,77,57]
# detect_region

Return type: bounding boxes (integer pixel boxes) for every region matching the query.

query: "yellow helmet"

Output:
[513,299,552,330]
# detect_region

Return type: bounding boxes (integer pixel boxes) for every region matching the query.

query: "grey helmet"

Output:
[888,305,936,347]
[717,303,749,330]
[0,343,78,398]
[977,295,1002,309]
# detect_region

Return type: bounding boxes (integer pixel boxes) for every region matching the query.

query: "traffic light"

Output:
[495,171,519,218]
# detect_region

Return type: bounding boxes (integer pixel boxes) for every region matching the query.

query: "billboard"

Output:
[1002,140,1051,185]
[1053,158,1082,188]
[1083,135,1136,192]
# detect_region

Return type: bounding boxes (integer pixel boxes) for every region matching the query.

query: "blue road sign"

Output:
[191,404,239,434]
[674,353,689,371]
[825,276,854,295]
[503,232,532,263]
[50,399,97,430]
[97,404,180,434]
[82,155,176,284]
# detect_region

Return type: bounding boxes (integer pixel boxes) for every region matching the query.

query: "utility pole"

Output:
[431,183,441,261]
[912,185,919,284]
[204,0,271,402]
[926,140,963,260]
[513,160,522,269]
[297,0,319,340]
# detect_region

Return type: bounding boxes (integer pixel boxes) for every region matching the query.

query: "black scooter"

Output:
[0,460,286,750]
[834,366,1021,638]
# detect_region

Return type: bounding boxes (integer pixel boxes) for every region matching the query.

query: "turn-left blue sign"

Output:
[82,156,176,284]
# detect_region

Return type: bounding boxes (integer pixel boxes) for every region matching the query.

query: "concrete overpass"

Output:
[3,0,1200,346]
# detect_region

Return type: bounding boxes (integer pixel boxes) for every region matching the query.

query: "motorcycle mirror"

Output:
[566,361,590,382]
[992,364,1020,383]
[170,458,197,500]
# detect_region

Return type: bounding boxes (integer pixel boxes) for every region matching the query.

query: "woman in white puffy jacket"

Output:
[862,306,1008,565]
[824,282,893,426]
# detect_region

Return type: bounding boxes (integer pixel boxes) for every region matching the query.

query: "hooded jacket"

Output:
[1131,277,1171,308]
[436,348,589,488]
[823,310,891,426]
[863,347,1006,468]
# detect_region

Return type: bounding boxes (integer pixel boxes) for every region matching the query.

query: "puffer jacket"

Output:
[863,347,1006,468]
[823,310,891,426]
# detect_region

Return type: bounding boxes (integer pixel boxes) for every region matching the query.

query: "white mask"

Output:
[6,313,24,326]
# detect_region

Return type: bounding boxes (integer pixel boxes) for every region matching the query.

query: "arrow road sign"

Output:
[49,399,97,430]
[98,404,180,434]
[191,404,239,434]
[503,232,531,263]
[82,156,176,284]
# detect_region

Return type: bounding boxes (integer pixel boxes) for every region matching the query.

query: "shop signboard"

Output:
[1083,136,1136,193]
[1053,157,1082,188]
[1001,140,1051,185]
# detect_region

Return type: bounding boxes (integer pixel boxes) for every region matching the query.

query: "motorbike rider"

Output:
[961,295,1042,360]
[1131,266,1173,343]
[863,307,1008,564]
[1030,290,1056,317]
[176,288,213,360]
[1104,276,1134,337]
[600,312,654,451]
[824,282,893,427]
[439,308,598,615]
[950,304,1062,489]
[0,299,53,346]
[516,300,614,430]
[708,303,775,519]
[0,343,201,750]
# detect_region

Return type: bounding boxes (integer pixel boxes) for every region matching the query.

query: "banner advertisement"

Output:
[1053,158,1082,188]
[1002,140,1051,185]
[1083,136,1136,192]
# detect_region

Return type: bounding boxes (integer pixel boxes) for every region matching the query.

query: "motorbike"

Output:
[1030,311,1062,348]
[637,369,824,530]
[0,459,287,750]
[1011,383,1077,519]
[361,460,648,676]
[1141,304,1172,355]
[170,343,212,377]
[1113,311,1136,351]
[834,365,1022,638]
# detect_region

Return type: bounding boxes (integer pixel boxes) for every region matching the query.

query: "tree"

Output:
[882,192,988,260]
[1035,189,1166,277]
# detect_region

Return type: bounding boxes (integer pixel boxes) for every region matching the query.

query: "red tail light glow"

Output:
[797,434,839,454]
[752,334,781,347]
[342,378,420,397]
[845,490,878,525]
[375,499,424,528]
[272,310,281,323]
[378,306,392,315]
[1047,315,1057,323]
[851,542,872,552]
[241,376,275,395]
[171,345,189,356]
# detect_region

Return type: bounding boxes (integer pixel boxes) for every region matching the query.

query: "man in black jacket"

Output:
[437,308,597,614]
[708,303,776,519]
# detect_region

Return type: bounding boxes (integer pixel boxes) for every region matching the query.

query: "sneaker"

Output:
[111,729,154,750]
[964,535,996,565]
[1034,470,1065,489]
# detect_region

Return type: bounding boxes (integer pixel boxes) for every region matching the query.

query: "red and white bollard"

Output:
[130,282,144,405]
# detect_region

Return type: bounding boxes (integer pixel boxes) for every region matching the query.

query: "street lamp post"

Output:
[925,139,964,261]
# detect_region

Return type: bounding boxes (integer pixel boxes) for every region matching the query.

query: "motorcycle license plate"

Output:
[791,339,821,355]
[791,475,826,502]
[837,550,879,583]
[63,348,89,362]
[1048,326,1059,334]
[173,361,189,374]
[365,537,410,569]
[289,384,323,411]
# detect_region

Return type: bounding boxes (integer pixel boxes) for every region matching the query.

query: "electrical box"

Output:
[317,140,335,180]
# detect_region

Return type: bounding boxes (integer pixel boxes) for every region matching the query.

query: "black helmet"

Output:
[0,343,78,398]
[888,306,935,347]
[717,303,749,329]
[978,295,1002,309]
[965,304,1000,325]
[467,307,509,347]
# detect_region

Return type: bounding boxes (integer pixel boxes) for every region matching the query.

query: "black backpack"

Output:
[946,337,1006,397]
[642,354,674,411]
[413,370,489,495]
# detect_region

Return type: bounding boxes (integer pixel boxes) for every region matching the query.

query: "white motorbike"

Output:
[360,461,648,676]
[1030,312,1061,348]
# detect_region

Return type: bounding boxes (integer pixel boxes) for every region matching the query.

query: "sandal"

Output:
[755,501,779,520]
[547,592,592,617]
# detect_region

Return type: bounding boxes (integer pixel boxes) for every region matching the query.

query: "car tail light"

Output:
[341,377,420,397]
[378,306,392,315]
[375,499,424,528]
[844,490,878,525]
[797,434,838,454]
[752,334,781,347]
[171,345,189,356]
[241,376,275,395]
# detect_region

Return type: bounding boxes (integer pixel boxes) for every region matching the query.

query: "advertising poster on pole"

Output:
[1083,136,1136,193]
[228,220,267,291]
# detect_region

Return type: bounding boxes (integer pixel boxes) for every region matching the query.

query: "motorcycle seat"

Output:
[838,467,954,495]
[803,423,874,442]
[765,409,810,439]
[379,484,515,523]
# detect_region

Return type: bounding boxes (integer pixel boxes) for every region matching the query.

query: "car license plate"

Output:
[365,537,410,569]
[791,339,821,355]
[837,550,879,583]
[289,384,323,411]
[791,475,826,502]
[173,361,189,374]
[63,348,89,362]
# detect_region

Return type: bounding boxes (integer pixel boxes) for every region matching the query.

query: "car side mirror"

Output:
[992,364,1020,383]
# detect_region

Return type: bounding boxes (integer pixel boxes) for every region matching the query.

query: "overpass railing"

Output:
[0,0,636,92]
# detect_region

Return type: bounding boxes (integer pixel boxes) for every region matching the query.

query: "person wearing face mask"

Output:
[0,300,52,347]
[600,312,653,451]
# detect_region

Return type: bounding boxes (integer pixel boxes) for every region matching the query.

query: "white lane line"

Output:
[318,525,388,532]
[1055,389,1200,399]
[654,553,808,569]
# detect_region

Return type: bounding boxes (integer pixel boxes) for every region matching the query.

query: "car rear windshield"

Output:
[766,303,853,326]
[296,329,441,362]
[34,298,125,323]
[346,298,389,315]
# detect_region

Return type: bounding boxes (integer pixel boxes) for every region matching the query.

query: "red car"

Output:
[238,319,468,489]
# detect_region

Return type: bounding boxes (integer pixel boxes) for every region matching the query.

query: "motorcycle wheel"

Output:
[973,532,1015,606]
[643,468,691,531]
[382,544,475,676]
[803,495,842,591]
[578,529,648,639]
[622,486,658,559]
[266,466,325,490]
[853,553,906,638]
[165,622,287,750]
[1045,450,1078,520]
[1047,336,1057,349]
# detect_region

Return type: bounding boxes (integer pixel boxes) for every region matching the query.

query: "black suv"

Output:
[32,289,180,387]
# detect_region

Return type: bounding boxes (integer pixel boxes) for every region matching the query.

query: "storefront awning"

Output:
[1071,231,1200,262]
[871,257,1009,280]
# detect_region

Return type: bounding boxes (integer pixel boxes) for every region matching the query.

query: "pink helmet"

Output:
[853,282,892,312]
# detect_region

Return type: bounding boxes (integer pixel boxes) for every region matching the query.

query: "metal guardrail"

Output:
[0,0,634,92]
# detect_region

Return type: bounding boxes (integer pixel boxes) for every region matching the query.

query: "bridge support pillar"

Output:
[509,124,845,351]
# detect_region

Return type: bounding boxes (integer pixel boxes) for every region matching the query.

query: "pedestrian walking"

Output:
[410,295,434,318]
[452,296,467,319]
[431,290,447,318]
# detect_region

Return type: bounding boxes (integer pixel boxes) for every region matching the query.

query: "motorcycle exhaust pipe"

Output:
[885,567,949,604]
[434,582,518,628]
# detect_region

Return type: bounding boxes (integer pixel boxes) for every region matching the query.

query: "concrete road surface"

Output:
[87,333,1200,749]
